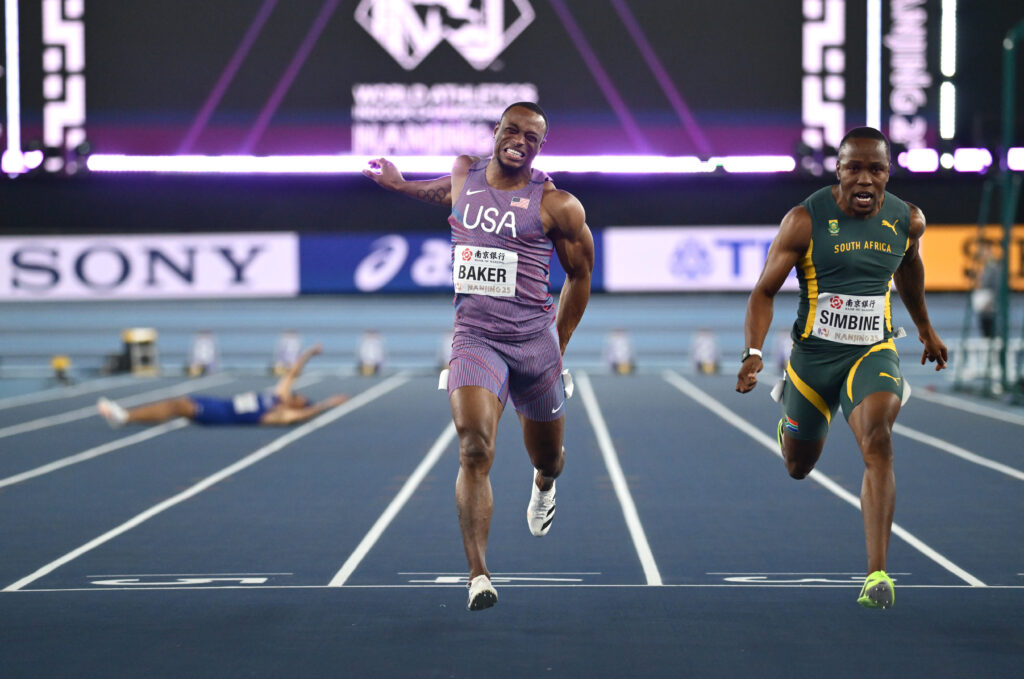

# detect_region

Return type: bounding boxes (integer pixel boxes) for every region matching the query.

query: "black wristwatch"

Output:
[741,347,763,362]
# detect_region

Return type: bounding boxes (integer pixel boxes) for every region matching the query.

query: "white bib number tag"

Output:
[232,392,260,413]
[453,246,517,297]
[811,292,886,345]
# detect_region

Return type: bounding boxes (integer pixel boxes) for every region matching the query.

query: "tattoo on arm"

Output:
[418,187,449,205]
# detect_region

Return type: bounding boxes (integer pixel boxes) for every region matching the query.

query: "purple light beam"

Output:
[610,0,712,156]
[239,0,341,154]
[548,0,651,153]
[177,0,279,154]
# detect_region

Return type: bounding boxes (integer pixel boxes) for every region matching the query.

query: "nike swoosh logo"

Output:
[466,189,486,195]
[551,401,564,414]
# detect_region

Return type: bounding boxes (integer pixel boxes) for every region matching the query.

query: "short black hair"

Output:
[839,127,891,160]
[499,101,548,138]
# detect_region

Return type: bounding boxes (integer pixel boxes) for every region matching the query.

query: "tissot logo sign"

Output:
[0,233,299,301]
[355,0,535,70]
[604,226,800,292]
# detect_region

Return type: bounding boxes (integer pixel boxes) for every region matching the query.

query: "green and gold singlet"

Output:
[780,187,912,440]
[793,186,910,347]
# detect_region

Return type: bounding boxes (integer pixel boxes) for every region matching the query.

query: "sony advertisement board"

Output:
[0,233,299,301]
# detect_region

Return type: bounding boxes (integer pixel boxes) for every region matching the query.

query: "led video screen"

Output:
[6,0,895,160]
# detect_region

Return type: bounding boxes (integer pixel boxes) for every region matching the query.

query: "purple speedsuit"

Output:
[445,158,565,421]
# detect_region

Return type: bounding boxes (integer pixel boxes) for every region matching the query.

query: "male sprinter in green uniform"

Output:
[736,127,947,609]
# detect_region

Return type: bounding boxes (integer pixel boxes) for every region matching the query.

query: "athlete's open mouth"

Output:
[504,148,524,160]
[854,191,873,207]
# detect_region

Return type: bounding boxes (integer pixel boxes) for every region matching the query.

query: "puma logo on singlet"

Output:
[882,219,898,235]
[879,372,901,385]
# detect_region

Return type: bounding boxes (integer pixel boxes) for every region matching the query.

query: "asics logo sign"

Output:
[355,0,536,70]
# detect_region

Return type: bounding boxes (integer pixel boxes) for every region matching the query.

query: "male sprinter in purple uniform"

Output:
[364,102,594,611]
[97,344,348,427]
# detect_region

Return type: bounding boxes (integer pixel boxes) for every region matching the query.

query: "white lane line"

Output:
[0,419,189,489]
[893,423,1024,481]
[662,370,987,588]
[9,583,1023,594]
[87,572,293,577]
[328,420,457,587]
[3,373,410,592]
[0,373,235,440]
[911,388,1024,426]
[576,370,663,586]
[0,375,137,410]
[407,576,586,584]
[397,571,602,575]
[707,571,910,575]
[708,569,909,577]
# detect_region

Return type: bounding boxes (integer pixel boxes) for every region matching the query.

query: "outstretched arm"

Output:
[736,206,810,393]
[362,155,476,207]
[545,189,595,355]
[260,394,349,426]
[892,204,947,370]
[274,343,322,400]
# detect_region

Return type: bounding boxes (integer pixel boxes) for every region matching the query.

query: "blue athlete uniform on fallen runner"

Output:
[780,186,911,440]
[190,391,280,425]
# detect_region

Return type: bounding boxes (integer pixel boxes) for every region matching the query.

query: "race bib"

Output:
[232,392,260,413]
[811,292,886,345]
[453,246,517,297]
